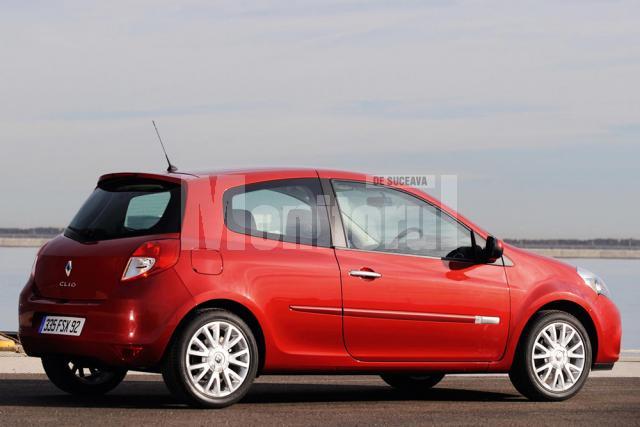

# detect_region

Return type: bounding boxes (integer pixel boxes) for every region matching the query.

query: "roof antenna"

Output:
[152,120,178,173]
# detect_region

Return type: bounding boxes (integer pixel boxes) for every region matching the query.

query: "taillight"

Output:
[122,239,180,282]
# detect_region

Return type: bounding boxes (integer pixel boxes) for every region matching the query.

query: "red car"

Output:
[19,168,621,408]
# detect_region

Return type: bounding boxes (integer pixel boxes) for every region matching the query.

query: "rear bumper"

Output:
[19,335,152,368]
[18,270,193,369]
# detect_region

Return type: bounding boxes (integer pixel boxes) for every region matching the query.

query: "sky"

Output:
[1,0,639,238]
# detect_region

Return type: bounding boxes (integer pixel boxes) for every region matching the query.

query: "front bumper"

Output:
[592,295,622,365]
[592,362,615,371]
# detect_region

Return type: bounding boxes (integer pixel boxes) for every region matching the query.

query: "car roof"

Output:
[98,167,363,183]
[177,167,374,182]
[185,167,337,177]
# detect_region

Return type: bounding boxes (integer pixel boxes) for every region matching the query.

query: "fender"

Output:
[154,288,274,366]
[489,287,595,371]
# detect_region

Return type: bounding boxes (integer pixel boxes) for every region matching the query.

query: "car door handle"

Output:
[349,270,382,279]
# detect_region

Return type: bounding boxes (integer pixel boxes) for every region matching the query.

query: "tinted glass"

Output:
[124,192,171,230]
[224,178,331,247]
[332,180,474,259]
[65,179,181,242]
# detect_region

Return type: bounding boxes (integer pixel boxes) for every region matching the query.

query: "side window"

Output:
[223,178,331,247]
[332,180,475,259]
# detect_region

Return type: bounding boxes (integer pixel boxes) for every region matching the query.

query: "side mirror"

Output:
[483,235,503,263]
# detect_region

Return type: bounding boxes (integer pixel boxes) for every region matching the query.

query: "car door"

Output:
[216,177,345,366]
[329,179,510,362]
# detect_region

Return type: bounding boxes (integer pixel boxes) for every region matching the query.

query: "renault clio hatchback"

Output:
[19,168,621,408]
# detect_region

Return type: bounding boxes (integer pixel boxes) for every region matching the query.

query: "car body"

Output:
[19,168,621,407]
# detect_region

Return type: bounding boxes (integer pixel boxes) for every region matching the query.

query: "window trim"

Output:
[320,178,346,248]
[329,179,480,262]
[222,178,332,248]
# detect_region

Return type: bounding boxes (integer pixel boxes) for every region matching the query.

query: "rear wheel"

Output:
[509,310,592,401]
[381,373,445,392]
[41,356,127,395]
[163,309,259,408]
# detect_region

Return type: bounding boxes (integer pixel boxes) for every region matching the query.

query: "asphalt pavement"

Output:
[0,374,638,426]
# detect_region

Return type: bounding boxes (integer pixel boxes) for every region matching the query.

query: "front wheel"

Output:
[380,373,445,392]
[41,356,127,395]
[162,309,259,408]
[509,310,592,401]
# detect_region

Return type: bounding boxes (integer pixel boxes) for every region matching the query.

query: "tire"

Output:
[509,310,592,401]
[41,356,127,395]
[162,309,259,408]
[380,373,445,392]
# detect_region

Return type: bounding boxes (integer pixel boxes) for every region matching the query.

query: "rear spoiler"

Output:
[98,172,194,186]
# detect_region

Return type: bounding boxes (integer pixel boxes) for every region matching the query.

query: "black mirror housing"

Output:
[483,235,504,263]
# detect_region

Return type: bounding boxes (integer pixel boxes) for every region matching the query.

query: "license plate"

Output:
[39,316,85,336]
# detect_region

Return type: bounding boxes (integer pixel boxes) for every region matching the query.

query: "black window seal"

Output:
[319,178,346,249]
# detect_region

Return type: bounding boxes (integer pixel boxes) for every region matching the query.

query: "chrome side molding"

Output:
[475,316,500,325]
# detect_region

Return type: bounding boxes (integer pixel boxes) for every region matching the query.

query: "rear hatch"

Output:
[34,175,183,300]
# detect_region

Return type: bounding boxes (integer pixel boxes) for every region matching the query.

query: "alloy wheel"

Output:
[530,321,586,392]
[185,320,251,398]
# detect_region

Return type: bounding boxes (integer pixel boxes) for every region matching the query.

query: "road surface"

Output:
[0,374,638,426]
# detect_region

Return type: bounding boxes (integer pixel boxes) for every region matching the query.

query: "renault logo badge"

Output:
[65,260,72,277]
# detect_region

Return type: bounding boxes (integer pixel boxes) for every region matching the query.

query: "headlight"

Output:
[577,267,610,297]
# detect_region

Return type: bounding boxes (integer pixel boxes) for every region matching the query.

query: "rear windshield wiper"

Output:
[66,226,109,242]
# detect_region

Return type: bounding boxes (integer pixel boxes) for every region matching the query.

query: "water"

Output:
[0,247,37,333]
[563,258,640,350]
[1,248,638,348]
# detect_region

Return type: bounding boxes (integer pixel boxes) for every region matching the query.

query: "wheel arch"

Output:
[517,300,598,368]
[164,298,267,374]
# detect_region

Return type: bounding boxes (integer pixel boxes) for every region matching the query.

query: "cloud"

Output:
[1,0,639,236]
[336,99,549,119]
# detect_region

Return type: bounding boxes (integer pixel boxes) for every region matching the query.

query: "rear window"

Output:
[65,178,182,242]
